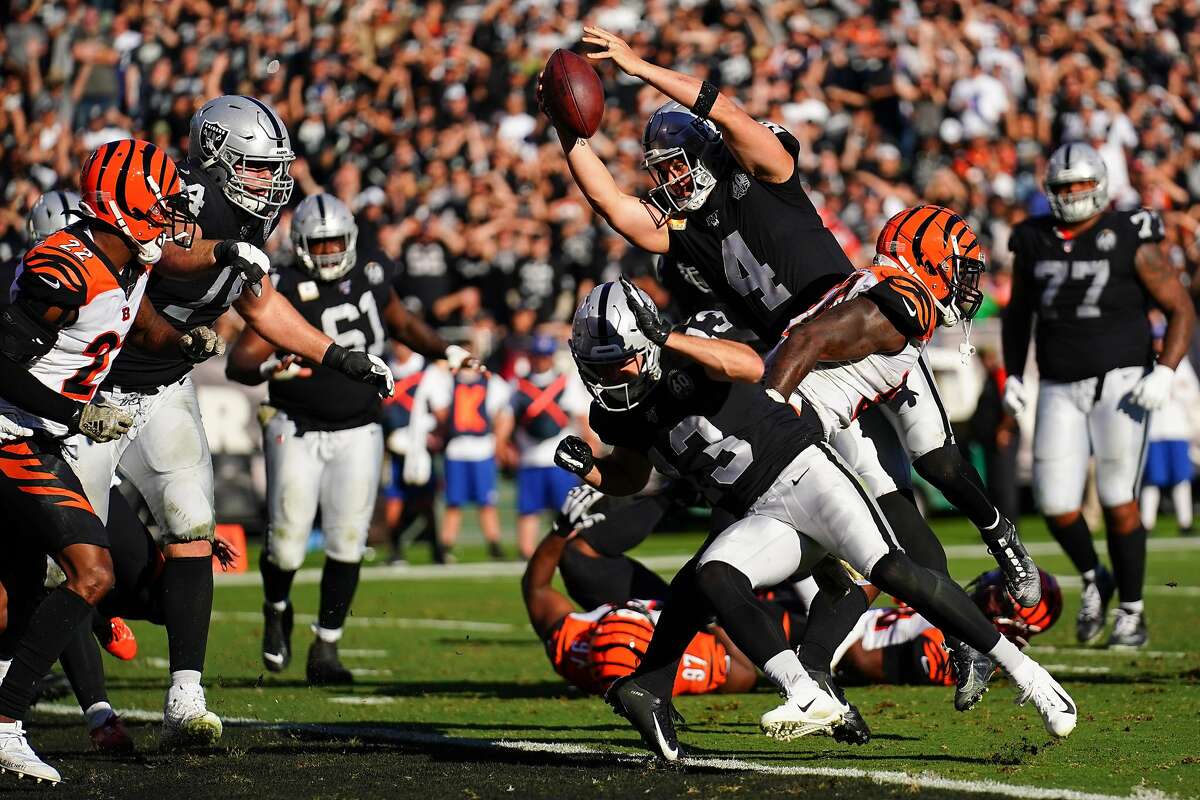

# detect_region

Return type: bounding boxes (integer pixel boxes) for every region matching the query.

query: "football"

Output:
[542,49,604,139]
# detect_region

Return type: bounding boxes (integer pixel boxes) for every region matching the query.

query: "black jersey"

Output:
[1006,209,1161,382]
[267,252,396,432]
[105,159,281,390]
[588,312,823,516]
[665,126,852,342]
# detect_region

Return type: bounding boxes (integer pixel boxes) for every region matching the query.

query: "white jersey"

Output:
[0,227,149,437]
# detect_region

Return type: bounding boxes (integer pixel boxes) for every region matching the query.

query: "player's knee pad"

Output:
[265,526,308,572]
[157,482,216,545]
[323,525,369,564]
[912,444,965,489]
[1034,478,1081,517]
[694,560,755,610]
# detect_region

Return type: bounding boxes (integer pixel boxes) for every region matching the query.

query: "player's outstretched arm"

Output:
[765,298,906,399]
[582,26,794,183]
[1135,242,1195,370]
[127,295,225,363]
[555,438,652,497]
[521,529,577,639]
[381,289,478,369]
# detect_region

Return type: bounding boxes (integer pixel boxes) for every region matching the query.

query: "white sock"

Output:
[762,650,816,699]
[1172,481,1192,528]
[314,625,342,644]
[1119,600,1144,614]
[170,669,202,688]
[988,636,1032,681]
[1140,485,1160,530]
[84,702,114,732]
[1081,568,1097,583]
[270,600,288,612]
[0,658,10,683]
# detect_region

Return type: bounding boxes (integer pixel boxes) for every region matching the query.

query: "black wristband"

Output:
[692,81,719,119]
[321,343,347,369]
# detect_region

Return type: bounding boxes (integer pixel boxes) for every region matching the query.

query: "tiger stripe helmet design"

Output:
[968,567,1064,641]
[874,205,986,327]
[78,139,196,266]
[587,605,656,689]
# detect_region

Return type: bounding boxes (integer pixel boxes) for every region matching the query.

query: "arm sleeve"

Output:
[0,302,82,428]
[863,274,937,341]
[1001,227,1035,377]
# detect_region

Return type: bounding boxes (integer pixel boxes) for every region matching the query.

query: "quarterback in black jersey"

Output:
[554,281,1078,760]
[226,193,469,685]
[1002,143,1194,649]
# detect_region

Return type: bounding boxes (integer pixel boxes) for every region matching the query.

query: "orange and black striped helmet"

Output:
[78,139,196,265]
[968,567,1064,641]
[587,605,656,690]
[874,205,986,326]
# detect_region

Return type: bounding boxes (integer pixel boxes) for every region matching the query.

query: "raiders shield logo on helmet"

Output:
[199,119,230,161]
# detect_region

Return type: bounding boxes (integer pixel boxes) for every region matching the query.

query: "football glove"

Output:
[619,276,671,346]
[178,326,225,363]
[554,435,595,477]
[214,240,270,298]
[76,402,134,443]
[259,354,311,381]
[0,415,33,442]
[1129,363,1174,411]
[1002,375,1028,417]
[552,484,606,538]
[322,344,395,397]
[402,446,432,486]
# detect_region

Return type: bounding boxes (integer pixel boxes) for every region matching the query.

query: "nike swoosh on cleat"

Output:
[1052,687,1076,714]
[651,716,678,760]
[263,652,285,665]
[798,699,814,713]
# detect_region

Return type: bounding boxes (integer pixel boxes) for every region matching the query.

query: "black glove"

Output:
[322,343,395,397]
[554,435,595,477]
[619,276,671,346]
[214,240,269,298]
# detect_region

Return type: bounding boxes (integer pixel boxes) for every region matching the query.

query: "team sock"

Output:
[1106,524,1147,604]
[878,492,949,574]
[694,561,791,668]
[318,558,363,632]
[630,560,711,699]
[799,584,870,673]
[914,446,999,531]
[1046,515,1099,574]
[261,557,297,606]
[763,650,818,699]
[0,586,93,720]
[84,701,115,732]
[162,557,212,676]
[988,636,1031,679]
[59,623,108,712]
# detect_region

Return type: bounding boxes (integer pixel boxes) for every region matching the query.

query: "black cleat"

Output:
[944,636,996,711]
[983,517,1041,608]
[262,601,294,673]
[306,639,354,685]
[604,676,682,761]
[808,668,870,745]
[1076,565,1115,644]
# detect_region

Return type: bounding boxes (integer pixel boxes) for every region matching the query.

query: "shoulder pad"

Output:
[1123,208,1165,243]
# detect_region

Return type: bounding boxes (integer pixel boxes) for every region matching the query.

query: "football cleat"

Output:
[1107,608,1148,649]
[1076,566,1115,644]
[89,714,135,754]
[103,617,138,661]
[945,636,996,711]
[760,682,846,741]
[0,721,61,784]
[262,601,294,673]
[306,639,354,686]
[1014,663,1077,738]
[604,675,682,761]
[30,670,72,705]
[983,518,1041,608]
[807,668,870,745]
[161,683,223,749]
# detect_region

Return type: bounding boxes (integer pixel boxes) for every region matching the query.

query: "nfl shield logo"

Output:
[1096,229,1117,252]
[365,262,384,285]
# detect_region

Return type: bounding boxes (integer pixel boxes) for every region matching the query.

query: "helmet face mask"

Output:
[291,193,358,282]
[570,282,664,412]
[1045,143,1109,223]
[189,96,296,220]
[642,102,721,216]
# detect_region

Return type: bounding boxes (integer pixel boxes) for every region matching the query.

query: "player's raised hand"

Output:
[554,435,595,477]
[552,484,606,538]
[620,276,671,345]
[322,344,395,397]
[178,326,226,364]
[582,26,646,78]
[215,240,270,298]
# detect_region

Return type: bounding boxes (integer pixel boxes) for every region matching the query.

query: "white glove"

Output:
[403,445,432,485]
[553,484,606,537]
[215,240,270,297]
[1129,363,1175,411]
[1003,375,1028,417]
[0,415,33,442]
[260,354,310,381]
[444,344,474,370]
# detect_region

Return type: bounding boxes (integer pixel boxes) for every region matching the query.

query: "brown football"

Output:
[542,49,604,138]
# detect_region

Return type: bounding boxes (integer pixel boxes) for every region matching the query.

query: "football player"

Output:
[0,139,226,782]
[65,98,408,746]
[226,192,474,684]
[26,191,82,244]
[1002,143,1195,648]
[553,281,1077,760]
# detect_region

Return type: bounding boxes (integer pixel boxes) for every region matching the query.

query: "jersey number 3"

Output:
[62,331,121,401]
[669,415,752,485]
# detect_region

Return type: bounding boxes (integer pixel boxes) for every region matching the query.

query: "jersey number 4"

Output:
[62,331,121,401]
[722,231,792,312]
[668,415,752,485]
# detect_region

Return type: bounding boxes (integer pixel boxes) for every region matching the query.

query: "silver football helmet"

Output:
[642,101,722,215]
[27,190,81,241]
[291,193,358,282]
[188,95,295,219]
[1045,143,1108,223]
[570,281,663,412]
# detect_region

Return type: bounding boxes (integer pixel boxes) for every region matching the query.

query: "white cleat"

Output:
[0,721,61,784]
[760,683,847,741]
[161,683,223,749]
[1014,663,1077,738]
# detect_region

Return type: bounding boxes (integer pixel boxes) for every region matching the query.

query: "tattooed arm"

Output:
[1135,241,1196,369]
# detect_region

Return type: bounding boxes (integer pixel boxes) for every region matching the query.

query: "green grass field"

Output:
[17,513,1200,800]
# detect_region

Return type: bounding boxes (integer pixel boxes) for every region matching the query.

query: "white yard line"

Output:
[32,703,1160,800]
[209,609,516,633]
[1026,645,1192,659]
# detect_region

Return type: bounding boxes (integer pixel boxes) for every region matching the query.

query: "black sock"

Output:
[695,561,791,669]
[317,558,362,631]
[261,556,297,605]
[1046,515,1099,574]
[0,586,94,719]
[91,609,111,644]
[161,556,212,675]
[60,623,108,712]
[878,492,949,575]
[799,584,870,673]
[1106,525,1147,603]
[631,559,711,698]
[914,445,1000,531]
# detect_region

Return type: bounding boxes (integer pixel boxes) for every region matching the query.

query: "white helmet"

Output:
[570,281,663,412]
[291,193,358,281]
[189,95,295,219]
[27,191,81,241]
[1045,143,1108,223]
[642,102,722,215]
